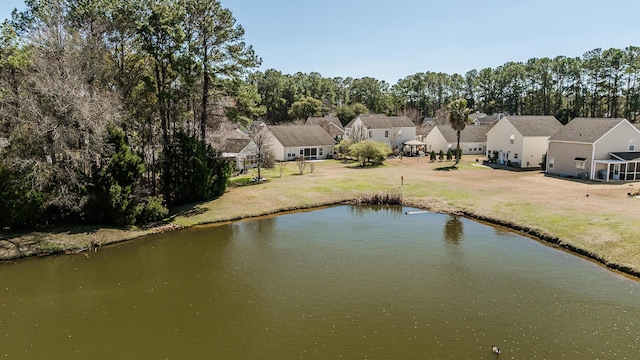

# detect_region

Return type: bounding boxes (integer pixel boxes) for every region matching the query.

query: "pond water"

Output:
[1,206,639,359]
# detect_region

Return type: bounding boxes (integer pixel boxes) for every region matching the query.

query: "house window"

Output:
[630,139,636,151]
[548,157,554,169]
[385,130,389,138]
[576,161,586,170]
[300,148,318,160]
[319,147,323,156]
[510,135,515,145]
[514,153,518,159]
[368,130,373,138]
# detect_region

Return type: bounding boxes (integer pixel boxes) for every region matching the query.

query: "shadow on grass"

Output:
[343,160,386,169]
[2,224,106,239]
[435,165,458,171]
[168,200,210,220]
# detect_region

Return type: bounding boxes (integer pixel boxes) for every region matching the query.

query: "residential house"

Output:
[473,113,501,126]
[486,115,563,168]
[305,116,346,141]
[547,118,640,181]
[344,114,416,150]
[421,117,436,127]
[221,130,257,173]
[416,121,435,141]
[424,124,492,155]
[264,125,337,161]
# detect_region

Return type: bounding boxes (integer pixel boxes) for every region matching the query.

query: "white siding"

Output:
[521,137,551,168]
[424,127,448,154]
[486,119,523,165]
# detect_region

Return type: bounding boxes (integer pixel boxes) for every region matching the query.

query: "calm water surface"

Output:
[1,206,639,359]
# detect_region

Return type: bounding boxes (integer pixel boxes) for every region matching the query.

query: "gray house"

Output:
[547,118,640,181]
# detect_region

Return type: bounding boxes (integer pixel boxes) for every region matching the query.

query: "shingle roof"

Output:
[305,117,344,137]
[549,118,627,143]
[475,115,499,125]
[268,125,336,147]
[611,152,640,161]
[436,124,492,143]
[306,116,342,128]
[222,138,252,153]
[502,115,563,137]
[469,112,487,120]
[346,114,415,129]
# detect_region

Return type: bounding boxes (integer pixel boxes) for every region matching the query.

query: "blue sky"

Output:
[2,0,640,84]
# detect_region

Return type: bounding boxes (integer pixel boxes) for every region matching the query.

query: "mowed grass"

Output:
[2,156,640,277]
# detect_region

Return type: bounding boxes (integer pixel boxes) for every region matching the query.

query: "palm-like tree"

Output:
[447,99,471,166]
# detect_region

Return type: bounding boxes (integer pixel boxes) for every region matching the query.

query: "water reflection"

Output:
[443,215,464,244]
[349,204,403,220]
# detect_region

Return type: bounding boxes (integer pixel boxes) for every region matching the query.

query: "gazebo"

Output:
[403,140,427,156]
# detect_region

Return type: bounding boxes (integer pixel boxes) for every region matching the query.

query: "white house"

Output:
[486,115,563,168]
[547,118,640,181]
[264,125,337,161]
[424,124,492,155]
[344,114,416,150]
[221,130,258,173]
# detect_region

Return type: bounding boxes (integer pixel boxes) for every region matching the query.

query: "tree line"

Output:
[0,0,638,231]
[249,47,640,125]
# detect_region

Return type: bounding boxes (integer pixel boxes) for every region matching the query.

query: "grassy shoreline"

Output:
[2,156,639,280]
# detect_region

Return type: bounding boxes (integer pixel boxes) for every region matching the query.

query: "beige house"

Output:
[547,118,640,181]
[344,114,416,150]
[221,131,257,173]
[264,125,336,161]
[486,115,563,168]
[305,116,346,141]
[423,124,492,155]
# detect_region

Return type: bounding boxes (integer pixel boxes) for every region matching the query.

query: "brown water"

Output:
[1,205,639,359]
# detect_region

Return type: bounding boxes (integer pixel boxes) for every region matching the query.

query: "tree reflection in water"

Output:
[443,215,464,244]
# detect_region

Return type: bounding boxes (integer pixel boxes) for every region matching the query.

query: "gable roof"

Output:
[474,115,500,125]
[268,125,336,147]
[222,138,252,153]
[305,116,345,137]
[502,115,563,137]
[421,117,436,126]
[435,124,492,143]
[306,116,343,128]
[549,118,629,143]
[469,112,487,120]
[346,114,414,129]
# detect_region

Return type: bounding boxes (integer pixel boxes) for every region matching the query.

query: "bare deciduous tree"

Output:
[388,127,402,153]
[295,156,306,175]
[8,12,122,216]
[397,107,423,126]
[350,122,367,143]
[250,126,273,180]
[277,161,287,178]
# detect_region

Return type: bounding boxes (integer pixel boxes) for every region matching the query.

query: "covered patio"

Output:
[592,152,640,182]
